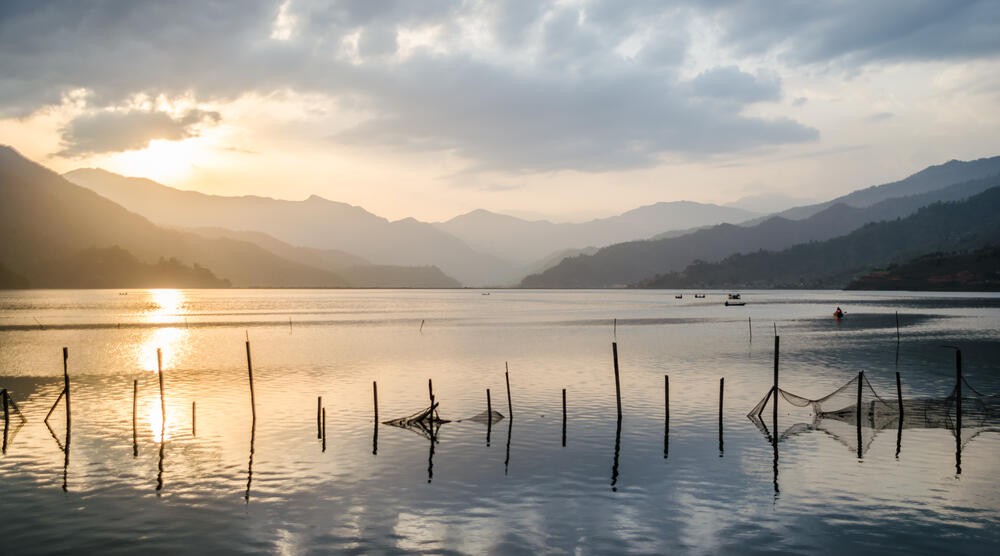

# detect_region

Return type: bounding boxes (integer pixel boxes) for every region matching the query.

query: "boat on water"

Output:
[694,294,705,298]
[724,293,745,307]
[675,294,683,299]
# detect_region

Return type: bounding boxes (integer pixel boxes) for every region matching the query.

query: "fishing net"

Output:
[748,373,1000,455]
[382,402,449,440]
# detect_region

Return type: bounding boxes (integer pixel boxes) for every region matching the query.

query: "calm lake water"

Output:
[1,289,999,554]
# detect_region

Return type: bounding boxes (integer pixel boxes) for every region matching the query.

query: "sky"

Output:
[1,0,999,222]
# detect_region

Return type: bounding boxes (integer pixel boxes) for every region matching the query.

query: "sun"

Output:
[103,138,203,185]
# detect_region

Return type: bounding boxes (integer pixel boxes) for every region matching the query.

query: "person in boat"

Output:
[834,306,844,319]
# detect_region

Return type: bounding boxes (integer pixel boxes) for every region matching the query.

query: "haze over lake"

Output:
[2,289,998,554]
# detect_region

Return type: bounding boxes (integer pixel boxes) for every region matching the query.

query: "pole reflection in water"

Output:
[610,416,622,491]
[372,420,378,456]
[156,435,164,493]
[427,426,435,484]
[664,375,669,459]
[245,419,256,503]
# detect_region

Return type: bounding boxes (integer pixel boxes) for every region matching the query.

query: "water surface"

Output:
[1,289,999,554]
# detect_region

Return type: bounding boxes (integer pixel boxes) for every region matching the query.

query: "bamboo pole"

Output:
[373,381,378,423]
[896,372,903,418]
[245,340,256,422]
[719,377,725,455]
[322,407,327,453]
[317,396,322,438]
[63,348,71,429]
[664,374,669,459]
[486,388,492,446]
[192,401,196,437]
[132,379,138,457]
[772,336,779,437]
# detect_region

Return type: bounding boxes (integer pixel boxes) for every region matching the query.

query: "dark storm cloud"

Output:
[703,0,1000,66]
[2,0,996,171]
[57,109,221,157]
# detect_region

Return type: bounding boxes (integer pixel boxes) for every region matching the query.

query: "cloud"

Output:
[56,108,220,157]
[2,0,996,172]
[865,112,894,123]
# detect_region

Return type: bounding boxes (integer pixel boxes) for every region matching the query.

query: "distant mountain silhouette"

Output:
[0,145,350,288]
[24,245,231,288]
[521,171,1000,288]
[434,202,759,265]
[0,262,29,289]
[190,227,460,288]
[845,246,1000,291]
[637,187,1000,289]
[64,168,512,285]
[773,155,1000,221]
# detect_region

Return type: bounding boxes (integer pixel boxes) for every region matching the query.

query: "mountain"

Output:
[724,192,818,214]
[434,202,759,265]
[24,246,232,289]
[521,172,1000,288]
[776,155,1000,220]
[637,187,1000,289]
[190,227,460,288]
[63,169,512,285]
[845,246,1000,291]
[0,145,350,288]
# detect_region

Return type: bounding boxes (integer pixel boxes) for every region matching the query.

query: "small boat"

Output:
[834,308,844,319]
[724,293,745,307]
[675,294,683,299]
[482,292,491,296]
[694,294,705,298]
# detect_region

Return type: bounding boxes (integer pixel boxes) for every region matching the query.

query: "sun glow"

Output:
[103,138,204,185]
[137,290,190,372]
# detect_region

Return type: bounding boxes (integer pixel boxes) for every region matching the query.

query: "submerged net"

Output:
[748,373,1000,455]
[382,402,450,440]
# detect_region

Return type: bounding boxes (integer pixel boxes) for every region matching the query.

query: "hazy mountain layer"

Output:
[521,173,1000,288]
[0,146,350,288]
[434,202,759,265]
[191,227,460,288]
[64,168,512,286]
[637,187,1000,289]
[774,155,1000,221]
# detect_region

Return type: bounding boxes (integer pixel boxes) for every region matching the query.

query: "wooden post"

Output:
[428,378,434,421]
[719,377,724,455]
[373,381,378,423]
[562,388,567,447]
[192,401,196,437]
[895,372,903,418]
[63,347,71,429]
[748,316,752,344]
[895,311,900,343]
[664,374,669,459]
[157,348,166,429]
[612,342,622,420]
[132,380,138,457]
[245,340,256,422]
[486,388,492,446]
[2,389,8,430]
[322,407,326,452]
[505,363,513,420]
[772,336,779,434]
[317,396,322,438]
[955,349,962,433]
[856,370,863,458]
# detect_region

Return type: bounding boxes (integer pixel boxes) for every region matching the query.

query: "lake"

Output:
[1,289,999,554]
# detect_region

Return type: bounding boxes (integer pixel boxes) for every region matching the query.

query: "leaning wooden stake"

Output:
[612,342,622,420]
[245,339,256,422]
[322,407,327,452]
[373,381,378,423]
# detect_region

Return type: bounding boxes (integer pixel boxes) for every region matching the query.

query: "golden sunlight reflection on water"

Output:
[137,290,191,372]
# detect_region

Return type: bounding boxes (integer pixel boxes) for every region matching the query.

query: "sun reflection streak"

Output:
[137,289,191,372]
